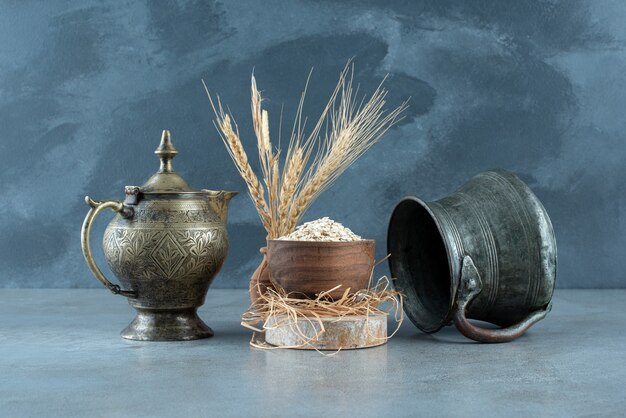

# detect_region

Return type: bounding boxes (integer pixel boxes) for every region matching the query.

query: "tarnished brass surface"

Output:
[81,198,136,298]
[81,130,237,341]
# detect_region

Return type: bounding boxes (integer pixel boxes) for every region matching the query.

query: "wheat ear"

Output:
[277,146,305,236]
[204,81,273,232]
[219,115,273,231]
[287,68,408,230]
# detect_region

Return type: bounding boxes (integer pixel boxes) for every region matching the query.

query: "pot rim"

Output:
[387,195,457,333]
[123,188,238,203]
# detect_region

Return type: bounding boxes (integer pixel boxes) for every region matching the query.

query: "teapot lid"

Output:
[140,130,195,193]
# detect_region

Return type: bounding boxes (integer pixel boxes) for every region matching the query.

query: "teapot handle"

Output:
[81,197,137,298]
[452,256,551,343]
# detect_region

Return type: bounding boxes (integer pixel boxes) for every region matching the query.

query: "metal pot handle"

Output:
[452,256,551,343]
[80,196,137,298]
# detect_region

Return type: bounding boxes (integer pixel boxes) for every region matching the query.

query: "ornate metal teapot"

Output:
[81,130,237,341]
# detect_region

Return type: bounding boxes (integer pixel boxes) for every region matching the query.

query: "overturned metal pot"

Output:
[388,169,556,343]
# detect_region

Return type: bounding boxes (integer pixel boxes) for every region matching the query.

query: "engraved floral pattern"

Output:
[101,197,229,307]
[103,227,227,283]
[131,209,220,223]
[150,233,187,278]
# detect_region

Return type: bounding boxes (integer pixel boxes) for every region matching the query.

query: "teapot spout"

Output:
[202,189,238,222]
[221,191,239,201]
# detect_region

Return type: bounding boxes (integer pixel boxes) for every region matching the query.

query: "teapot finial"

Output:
[141,129,193,192]
[155,129,177,173]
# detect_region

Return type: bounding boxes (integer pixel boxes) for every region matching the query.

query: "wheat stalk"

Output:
[251,76,283,238]
[203,81,273,231]
[277,146,304,236]
[287,70,408,230]
[205,62,408,240]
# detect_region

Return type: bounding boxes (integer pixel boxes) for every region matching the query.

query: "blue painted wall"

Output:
[1,1,624,289]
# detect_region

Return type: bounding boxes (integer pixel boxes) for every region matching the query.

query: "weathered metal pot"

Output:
[388,169,556,343]
[81,130,237,341]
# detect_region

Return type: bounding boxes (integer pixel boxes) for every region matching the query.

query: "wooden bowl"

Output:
[266,239,375,300]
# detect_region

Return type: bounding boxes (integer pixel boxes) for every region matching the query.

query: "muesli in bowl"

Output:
[268,218,375,300]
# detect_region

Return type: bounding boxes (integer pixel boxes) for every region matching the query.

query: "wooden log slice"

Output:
[265,314,387,350]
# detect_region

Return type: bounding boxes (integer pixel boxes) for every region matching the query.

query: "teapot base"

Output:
[120,308,214,341]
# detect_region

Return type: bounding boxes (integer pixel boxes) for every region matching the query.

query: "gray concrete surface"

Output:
[1,289,624,417]
[2,1,626,289]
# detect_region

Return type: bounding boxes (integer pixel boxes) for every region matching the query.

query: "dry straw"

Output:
[242,275,404,354]
[204,62,408,239]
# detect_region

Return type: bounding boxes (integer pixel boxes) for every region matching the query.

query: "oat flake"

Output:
[277,217,362,242]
